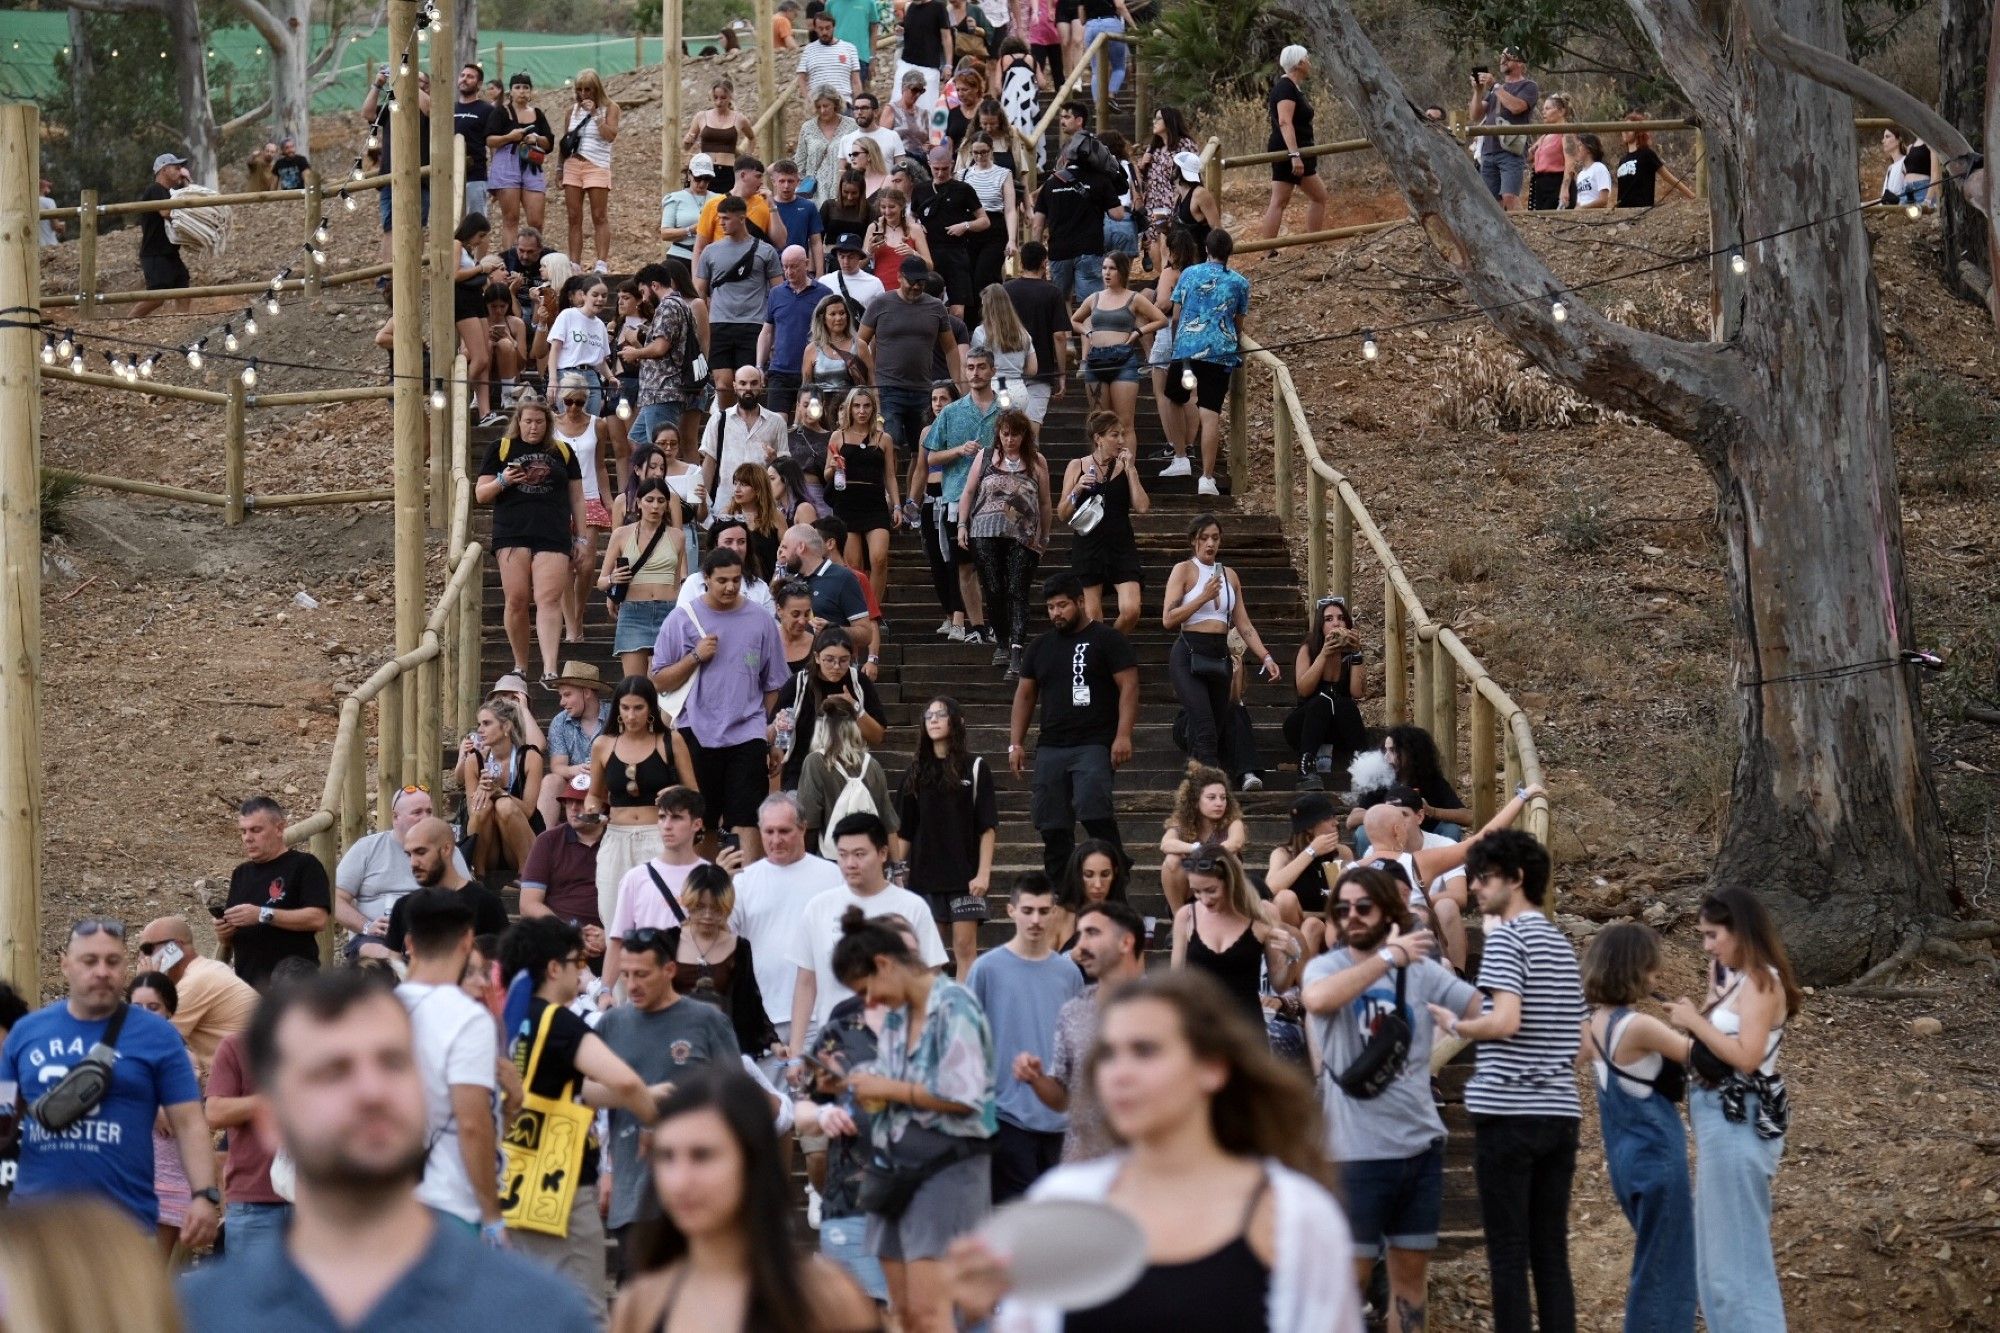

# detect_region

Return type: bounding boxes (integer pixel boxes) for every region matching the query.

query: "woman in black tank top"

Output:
[947,972,1363,1332]
[1169,846,1303,1030]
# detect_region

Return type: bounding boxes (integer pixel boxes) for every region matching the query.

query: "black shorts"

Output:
[140,252,190,292]
[680,733,768,829]
[1073,544,1143,591]
[708,321,762,376]
[492,527,574,556]
[1164,359,1233,414]
[1269,153,1321,183]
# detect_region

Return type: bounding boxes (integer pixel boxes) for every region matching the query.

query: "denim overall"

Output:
[1592,1009,1697,1333]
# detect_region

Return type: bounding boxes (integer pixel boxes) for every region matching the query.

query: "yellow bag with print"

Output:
[500,1003,593,1237]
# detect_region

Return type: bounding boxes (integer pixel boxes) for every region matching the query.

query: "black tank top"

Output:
[607,735,676,807]
[1174,187,1212,253]
[1074,457,1136,558]
[1186,904,1264,1025]
[1064,1176,1272,1333]
[1290,853,1337,916]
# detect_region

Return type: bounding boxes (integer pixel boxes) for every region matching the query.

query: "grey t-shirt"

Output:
[1305,949,1480,1161]
[595,997,740,1228]
[861,290,953,389]
[336,830,470,924]
[697,234,781,325]
[967,946,1086,1134]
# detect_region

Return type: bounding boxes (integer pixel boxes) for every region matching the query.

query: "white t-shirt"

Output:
[396,981,497,1225]
[818,267,886,310]
[729,853,847,1024]
[1574,161,1613,207]
[836,126,904,168]
[549,306,611,371]
[611,856,711,934]
[787,882,950,1027]
[674,572,776,612]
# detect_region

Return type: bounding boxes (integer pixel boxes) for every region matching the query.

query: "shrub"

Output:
[1141,0,1296,113]
[1895,369,1997,497]
[40,470,82,542]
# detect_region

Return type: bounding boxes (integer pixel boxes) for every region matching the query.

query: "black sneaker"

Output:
[1004,645,1024,681]
[992,643,1010,667]
[1297,757,1324,791]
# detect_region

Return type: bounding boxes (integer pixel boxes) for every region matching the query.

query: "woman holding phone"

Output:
[597,478,684,680]
[587,675,691,930]
[476,390,590,687]
[1162,513,1280,794]
[456,698,546,886]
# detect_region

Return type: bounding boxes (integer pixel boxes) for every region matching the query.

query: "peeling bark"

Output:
[1298,0,1952,981]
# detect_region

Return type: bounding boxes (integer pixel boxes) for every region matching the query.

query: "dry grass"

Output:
[1424,331,1615,432]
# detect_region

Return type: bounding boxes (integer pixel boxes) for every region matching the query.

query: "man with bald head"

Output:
[699,361,787,520]
[335,784,469,958]
[138,914,258,1068]
[760,242,821,416]
[778,523,874,659]
[384,816,509,956]
[1359,785,1541,972]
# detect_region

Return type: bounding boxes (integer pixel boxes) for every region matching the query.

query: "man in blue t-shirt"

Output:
[768,160,825,274]
[1,918,217,1240]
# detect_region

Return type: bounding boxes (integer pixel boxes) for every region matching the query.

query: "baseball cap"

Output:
[1383,785,1425,813]
[1289,792,1337,832]
[831,231,866,254]
[1173,150,1203,183]
[898,256,931,284]
[559,772,591,801]
[688,152,717,178]
[152,153,189,173]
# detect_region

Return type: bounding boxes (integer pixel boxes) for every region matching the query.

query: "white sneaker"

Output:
[1159,456,1192,478]
[806,1183,823,1230]
[1197,475,1219,497]
[592,259,609,274]
[1239,772,1263,792]
[936,619,956,637]
[947,621,968,641]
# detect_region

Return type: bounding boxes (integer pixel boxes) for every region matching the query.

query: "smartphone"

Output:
[1473,64,1489,77]
[719,830,742,854]
[207,903,227,920]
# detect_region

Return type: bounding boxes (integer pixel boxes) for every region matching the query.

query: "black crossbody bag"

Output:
[1333,965,1412,1100]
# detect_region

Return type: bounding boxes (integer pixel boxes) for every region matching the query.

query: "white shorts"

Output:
[1023,380,1052,425]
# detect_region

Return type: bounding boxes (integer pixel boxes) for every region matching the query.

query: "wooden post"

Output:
[1093,41,1109,134]
[416,648,441,794]
[76,189,98,320]
[224,375,248,525]
[1503,723,1522,793]
[1330,489,1352,603]
[341,720,368,850]
[1130,43,1147,150]
[310,823,338,963]
[440,353,467,721]
[635,31,644,66]
[459,561,483,736]
[1432,635,1457,787]
[428,0,458,534]
[495,41,504,86]
[1411,626,1434,736]
[301,172,323,299]
[1271,380,1293,524]
[1304,469,1325,605]
[1470,690,1497,830]
[378,681,403,817]
[1382,576,1405,724]
[663,0,684,195]
[391,0,427,790]
[1226,366,1247,495]
[755,0,776,148]
[0,105,44,996]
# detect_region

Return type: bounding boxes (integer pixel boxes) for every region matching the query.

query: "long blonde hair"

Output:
[1184,845,1263,922]
[0,1198,185,1333]
[812,694,871,771]
[573,68,608,109]
[978,283,1029,353]
[809,294,853,352]
[837,385,879,435]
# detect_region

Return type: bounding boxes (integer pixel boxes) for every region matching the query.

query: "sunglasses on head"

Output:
[1316,596,1348,610]
[72,917,126,939]
[622,927,671,949]
[1183,853,1226,876]
[1331,899,1379,919]
[400,782,430,795]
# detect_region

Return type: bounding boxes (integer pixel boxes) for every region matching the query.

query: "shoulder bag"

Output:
[500,1003,594,1236]
[558,107,595,162]
[29,1004,128,1131]
[1333,963,1411,1100]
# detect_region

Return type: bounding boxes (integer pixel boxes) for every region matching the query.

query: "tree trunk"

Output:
[271,0,313,150]
[1299,0,1951,982]
[458,0,481,82]
[67,8,95,137]
[1937,0,1990,302]
[163,0,219,186]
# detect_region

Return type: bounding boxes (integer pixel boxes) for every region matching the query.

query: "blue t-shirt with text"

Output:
[1,1001,201,1226]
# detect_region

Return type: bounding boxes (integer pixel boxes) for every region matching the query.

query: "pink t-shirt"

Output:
[610,856,710,934]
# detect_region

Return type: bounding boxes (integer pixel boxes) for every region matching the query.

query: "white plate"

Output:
[979,1198,1148,1311]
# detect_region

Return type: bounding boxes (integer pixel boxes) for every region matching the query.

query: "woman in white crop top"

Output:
[1162,513,1280,793]
[1666,889,1799,1332]
[552,372,616,646]
[1578,922,1697,1331]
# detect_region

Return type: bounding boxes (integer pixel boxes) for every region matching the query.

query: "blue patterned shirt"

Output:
[1169,261,1251,370]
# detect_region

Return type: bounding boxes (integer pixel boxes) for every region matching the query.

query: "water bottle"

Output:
[774,708,795,758]
[833,463,847,491]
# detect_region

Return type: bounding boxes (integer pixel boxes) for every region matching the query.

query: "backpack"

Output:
[498,436,574,466]
[1062,130,1126,203]
[820,757,880,858]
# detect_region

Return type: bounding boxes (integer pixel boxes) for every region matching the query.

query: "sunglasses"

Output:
[137,939,171,955]
[1315,596,1347,610]
[400,782,431,795]
[72,917,126,939]
[1183,854,1226,876]
[1331,899,1380,920]
[622,927,672,949]
[923,708,951,721]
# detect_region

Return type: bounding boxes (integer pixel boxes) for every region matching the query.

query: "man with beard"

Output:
[1012,897,1145,1163]
[178,971,595,1329]
[383,817,509,955]
[1302,863,1481,1333]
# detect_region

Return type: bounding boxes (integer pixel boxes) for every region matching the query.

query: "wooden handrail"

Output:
[69,166,428,221]
[1029,31,1112,146]
[751,84,796,144]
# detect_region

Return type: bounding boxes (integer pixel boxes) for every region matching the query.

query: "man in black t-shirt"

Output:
[132,152,193,317]
[1009,572,1138,882]
[217,797,332,989]
[1003,241,1068,426]
[897,0,953,112]
[272,137,311,191]
[454,63,498,220]
[383,817,511,953]
[1034,124,1117,305]
[917,144,987,317]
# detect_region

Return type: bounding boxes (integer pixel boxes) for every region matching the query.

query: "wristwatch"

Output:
[193,1187,222,1206]
[259,905,276,925]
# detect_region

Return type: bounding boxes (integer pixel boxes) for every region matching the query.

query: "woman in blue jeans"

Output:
[1668,889,1798,1332]
[1580,924,1696,1333]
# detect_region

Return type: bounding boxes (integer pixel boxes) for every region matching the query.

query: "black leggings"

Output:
[971,535,1039,647]
[1170,632,1256,775]
[970,213,1009,302]
[919,494,965,618]
[1283,688,1366,769]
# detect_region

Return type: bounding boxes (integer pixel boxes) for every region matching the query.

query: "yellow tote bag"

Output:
[500,1003,594,1237]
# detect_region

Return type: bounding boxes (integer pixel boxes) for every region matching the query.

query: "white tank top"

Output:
[1709,966,1784,1076]
[567,102,613,168]
[1178,557,1233,629]
[555,415,602,501]
[1591,1009,1665,1099]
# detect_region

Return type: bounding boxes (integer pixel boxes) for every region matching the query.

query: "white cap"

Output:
[1173,150,1203,183]
[688,152,717,178]
[152,152,190,173]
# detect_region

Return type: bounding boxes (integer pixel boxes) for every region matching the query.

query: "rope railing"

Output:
[284,355,483,962]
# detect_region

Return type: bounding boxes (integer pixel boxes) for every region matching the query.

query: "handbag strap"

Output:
[628,514,673,578]
[522,1001,577,1101]
[100,1002,129,1051]
[645,863,690,924]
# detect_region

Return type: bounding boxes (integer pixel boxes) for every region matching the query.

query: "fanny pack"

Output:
[1083,343,1137,373]
[857,1120,992,1220]
[30,1004,127,1131]
[558,108,594,161]
[1333,965,1410,1100]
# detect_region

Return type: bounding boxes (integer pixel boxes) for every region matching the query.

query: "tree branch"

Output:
[219,0,289,50]
[1623,0,1741,154]
[1298,0,1753,457]
[222,99,276,135]
[1742,0,1982,208]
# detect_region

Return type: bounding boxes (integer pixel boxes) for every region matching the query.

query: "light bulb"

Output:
[187,345,204,370]
[430,385,447,410]
[1905,201,1922,219]
[69,352,84,375]
[244,314,259,338]
[1180,366,1196,391]
[351,165,366,182]
[313,222,330,245]
[56,331,73,358]
[343,191,359,212]
[241,360,258,388]
[398,56,410,76]
[309,247,326,267]
[615,397,633,421]
[139,356,155,378]
[1729,250,1746,276]
[417,24,428,41]
[109,353,125,375]
[366,131,380,151]
[997,390,1012,408]
[223,326,240,353]
[1361,332,1379,361]
[265,294,281,316]
[1551,299,1568,324]
[39,339,54,365]
[806,396,824,422]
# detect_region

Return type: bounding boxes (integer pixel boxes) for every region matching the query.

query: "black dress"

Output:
[1264,75,1316,181]
[1071,459,1143,591]
[827,430,894,535]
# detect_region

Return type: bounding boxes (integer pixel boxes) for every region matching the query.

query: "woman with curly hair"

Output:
[1158,762,1246,915]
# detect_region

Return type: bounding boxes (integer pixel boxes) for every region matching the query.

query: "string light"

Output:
[55,330,73,359]
[430,381,447,410]
[1550,299,1568,323]
[39,337,54,366]
[68,349,84,375]
[352,165,367,181]
[398,55,410,76]
[138,356,156,378]
[313,220,330,246]
[806,396,824,422]
[186,344,204,370]
[264,293,281,316]
[241,360,259,388]
[1180,365,1196,391]
[342,190,359,212]
[243,311,259,338]
[1361,330,1379,361]
[614,397,633,421]
[1729,249,1747,276]
[222,323,239,353]
[366,131,380,151]
[1904,201,1922,219]
[997,389,1012,408]
[309,247,326,267]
